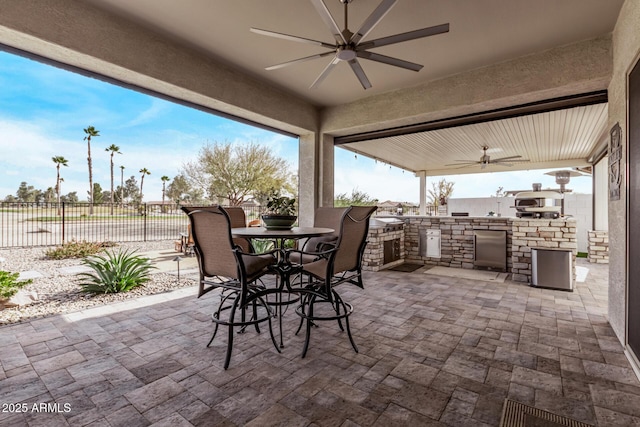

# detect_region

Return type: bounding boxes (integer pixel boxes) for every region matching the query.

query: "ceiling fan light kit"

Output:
[250,0,449,89]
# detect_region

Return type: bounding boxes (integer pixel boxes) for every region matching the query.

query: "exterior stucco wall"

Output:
[608,0,640,344]
[321,36,613,136]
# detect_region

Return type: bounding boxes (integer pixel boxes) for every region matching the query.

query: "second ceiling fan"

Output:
[251,0,449,89]
[446,146,530,169]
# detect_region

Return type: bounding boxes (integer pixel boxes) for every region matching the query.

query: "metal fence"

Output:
[0,202,435,248]
[0,202,262,248]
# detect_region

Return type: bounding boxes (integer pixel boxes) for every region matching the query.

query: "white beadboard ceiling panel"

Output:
[341,103,608,176]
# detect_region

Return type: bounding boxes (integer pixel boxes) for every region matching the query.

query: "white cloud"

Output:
[124,99,169,128]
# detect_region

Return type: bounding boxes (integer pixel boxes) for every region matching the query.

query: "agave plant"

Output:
[77,249,156,294]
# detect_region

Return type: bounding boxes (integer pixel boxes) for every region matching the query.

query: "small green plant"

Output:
[251,239,275,254]
[77,248,156,294]
[0,271,32,300]
[264,192,296,216]
[45,240,116,260]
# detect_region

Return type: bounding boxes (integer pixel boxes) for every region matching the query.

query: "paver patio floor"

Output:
[1,259,639,426]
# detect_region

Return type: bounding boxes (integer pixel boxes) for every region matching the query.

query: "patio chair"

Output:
[225,206,252,252]
[182,206,253,253]
[289,206,349,265]
[305,206,348,249]
[288,205,377,357]
[181,206,280,369]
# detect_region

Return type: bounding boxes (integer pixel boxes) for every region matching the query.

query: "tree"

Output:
[182,141,295,206]
[139,168,151,202]
[88,183,104,204]
[160,175,170,205]
[61,191,78,203]
[428,178,455,207]
[119,165,125,207]
[334,188,378,207]
[83,126,100,215]
[16,182,37,202]
[52,155,68,215]
[166,173,202,204]
[105,144,121,214]
[124,176,140,202]
[43,187,56,203]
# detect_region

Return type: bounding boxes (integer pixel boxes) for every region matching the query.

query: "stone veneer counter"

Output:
[397,216,577,284]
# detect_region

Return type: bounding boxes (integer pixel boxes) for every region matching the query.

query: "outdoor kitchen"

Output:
[364,183,578,289]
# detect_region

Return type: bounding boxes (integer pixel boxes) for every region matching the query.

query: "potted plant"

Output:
[261,193,297,230]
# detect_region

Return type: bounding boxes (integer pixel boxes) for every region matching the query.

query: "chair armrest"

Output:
[285,245,337,265]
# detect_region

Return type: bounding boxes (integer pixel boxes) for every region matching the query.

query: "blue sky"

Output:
[0,51,592,203]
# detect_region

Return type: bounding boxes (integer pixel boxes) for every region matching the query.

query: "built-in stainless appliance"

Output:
[514,183,562,219]
[531,248,573,291]
[474,230,507,271]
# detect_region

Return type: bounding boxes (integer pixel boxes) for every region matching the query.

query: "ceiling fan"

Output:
[250,0,449,89]
[446,146,530,169]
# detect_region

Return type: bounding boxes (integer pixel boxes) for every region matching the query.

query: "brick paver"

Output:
[1,259,638,426]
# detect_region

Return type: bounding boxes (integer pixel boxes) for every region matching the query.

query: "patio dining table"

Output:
[231,226,334,347]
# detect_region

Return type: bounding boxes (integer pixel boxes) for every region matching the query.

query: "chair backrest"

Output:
[181,206,239,280]
[225,206,247,228]
[224,206,252,252]
[183,205,252,253]
[333,206,377,274]
[303,206,349,251]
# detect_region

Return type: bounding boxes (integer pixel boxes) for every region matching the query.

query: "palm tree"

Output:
[83,126,100,214]
[105,144,121,215]
[52,156,68,215]
[161,175,170,207]
[120,165,125,208]
[139,168,151,202]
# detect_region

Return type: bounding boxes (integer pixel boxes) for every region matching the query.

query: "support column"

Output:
[298,132,335,226]
[320,133,335,208]
[417,171,427,215]
[299,133,318,227]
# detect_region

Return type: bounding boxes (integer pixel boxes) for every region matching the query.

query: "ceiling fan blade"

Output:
[491,155,522,162]
[445,161,479,166]
[357,51,422,71]
[310,56,340,89]
[495,158,531,163]
[358,23,450,49]
[265,51,335,70]
[350,0,397,45]
[309,0,347,44]
[250,28,335,49]
[348,58,372,89]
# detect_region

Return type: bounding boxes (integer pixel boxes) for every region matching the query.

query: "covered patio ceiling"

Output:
[0,0,623,189]
[70,0,620,175]
[336,100,609,176]
[80,0,622,109]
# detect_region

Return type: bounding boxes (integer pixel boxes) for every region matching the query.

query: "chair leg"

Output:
[334,291,358,354]
[223,297,240,370]
[295,293,308,336]
[257,294,281,354]
[301,294,317,358]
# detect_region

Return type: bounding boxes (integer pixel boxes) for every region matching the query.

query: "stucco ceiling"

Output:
[82,0,623,108]
[72,0,622,175]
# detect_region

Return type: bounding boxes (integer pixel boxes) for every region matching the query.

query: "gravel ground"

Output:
[0,241,197,326]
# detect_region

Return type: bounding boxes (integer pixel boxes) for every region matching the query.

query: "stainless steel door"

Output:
[473,230,506,270]
[531,248,572,291]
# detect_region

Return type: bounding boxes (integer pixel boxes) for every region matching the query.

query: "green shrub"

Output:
[45,240,116,260]
[251,239,274,254]
[0,270,32,300]
[77,248,156,294]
